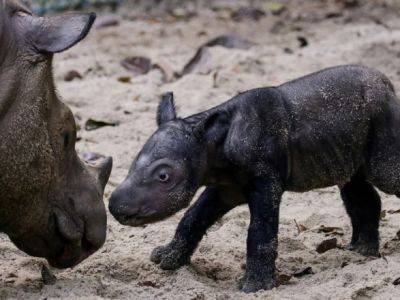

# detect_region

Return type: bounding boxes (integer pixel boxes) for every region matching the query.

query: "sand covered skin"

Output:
[3,0,400,299]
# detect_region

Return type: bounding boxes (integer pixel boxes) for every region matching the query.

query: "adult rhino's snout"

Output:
[48,155,112,269]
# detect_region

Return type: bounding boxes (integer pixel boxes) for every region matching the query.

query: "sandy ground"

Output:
[3,0,400,299]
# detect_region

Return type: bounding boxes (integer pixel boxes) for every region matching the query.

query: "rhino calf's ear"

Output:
[194,111,230,145]
[24,12,96,53]
[157,92,177,126]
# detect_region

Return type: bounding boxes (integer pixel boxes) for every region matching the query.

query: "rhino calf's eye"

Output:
[158,172,170,183]
[14,11,29,17]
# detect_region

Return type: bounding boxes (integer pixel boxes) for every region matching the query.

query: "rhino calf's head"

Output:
[0,0,112,268]
[109,93,229,226]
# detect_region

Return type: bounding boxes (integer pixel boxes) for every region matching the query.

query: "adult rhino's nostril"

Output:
[81,236,100,257]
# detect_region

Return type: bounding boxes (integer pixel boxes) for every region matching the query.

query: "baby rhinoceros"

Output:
[110,65,398,292]
[0,0,112,268]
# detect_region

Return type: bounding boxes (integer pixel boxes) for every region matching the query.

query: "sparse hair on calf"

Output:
[110,65,400,292]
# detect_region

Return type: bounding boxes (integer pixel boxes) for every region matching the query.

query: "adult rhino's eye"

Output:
[63,132,70,149]
[158,171,170,183]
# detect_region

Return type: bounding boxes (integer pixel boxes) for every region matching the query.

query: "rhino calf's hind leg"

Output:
[151,187,237,270]
[340,174,381,257]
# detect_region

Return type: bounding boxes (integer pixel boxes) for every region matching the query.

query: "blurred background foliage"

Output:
[23,0,123,14]
[23,0,275,14]
[22,0,400,15]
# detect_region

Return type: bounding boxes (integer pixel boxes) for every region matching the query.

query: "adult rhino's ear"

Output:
[157,92,177,126]
[194,110,230,145]
[18,12,96,53]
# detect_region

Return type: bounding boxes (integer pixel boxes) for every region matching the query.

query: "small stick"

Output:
[294,219,301,235]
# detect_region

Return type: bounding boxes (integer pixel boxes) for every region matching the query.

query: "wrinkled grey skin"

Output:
[0,0,112,269]
[110,65,398,292]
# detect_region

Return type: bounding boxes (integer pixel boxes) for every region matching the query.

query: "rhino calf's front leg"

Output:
[240,178,282,293]
[151,187,236,270]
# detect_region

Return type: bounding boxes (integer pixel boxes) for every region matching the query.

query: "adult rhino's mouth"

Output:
[48,235,99,269]
[48,209,101,269]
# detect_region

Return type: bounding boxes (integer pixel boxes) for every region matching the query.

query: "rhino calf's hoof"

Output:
[238,276,276,293]
[346,242,379,257]
[150,244,190,270]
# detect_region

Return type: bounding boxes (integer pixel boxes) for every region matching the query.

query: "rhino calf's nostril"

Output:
[108,189,139,223]
[108,198,122,219]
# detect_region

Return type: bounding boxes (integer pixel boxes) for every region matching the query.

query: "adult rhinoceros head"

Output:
[0,0,112,268]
